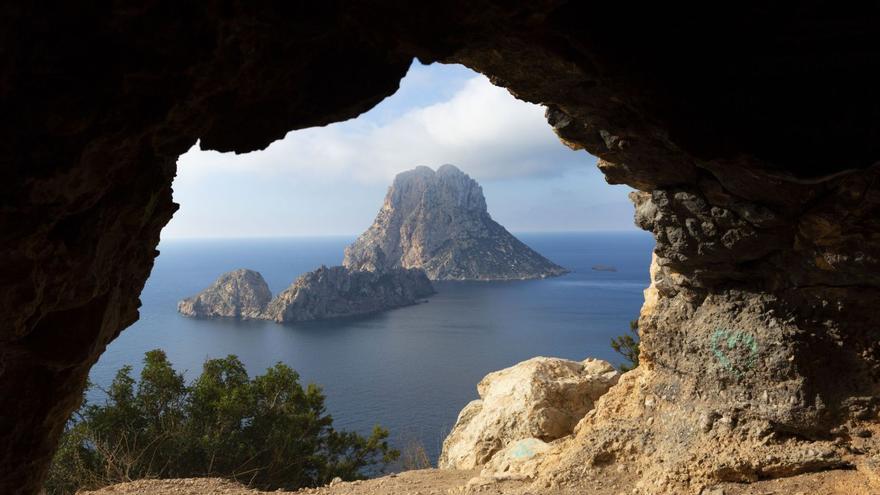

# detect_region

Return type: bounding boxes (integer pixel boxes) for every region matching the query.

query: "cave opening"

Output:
[79,60,648,478]
[6,4,880,494]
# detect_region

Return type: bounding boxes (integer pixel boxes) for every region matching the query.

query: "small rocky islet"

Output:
[266,266,434,323]
[178,164,567,323]
[178,266,434,322]
[177,268,272,319]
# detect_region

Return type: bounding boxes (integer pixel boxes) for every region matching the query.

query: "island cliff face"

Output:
[344,165,567,281]
[178,266,434,323]
[264,266,434,323]
[177,269,272,319]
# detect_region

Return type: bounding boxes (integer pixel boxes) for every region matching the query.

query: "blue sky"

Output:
[164,61,636,238]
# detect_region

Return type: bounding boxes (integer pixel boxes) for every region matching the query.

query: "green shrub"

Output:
[610,319,640,371]
[46,350,398,494]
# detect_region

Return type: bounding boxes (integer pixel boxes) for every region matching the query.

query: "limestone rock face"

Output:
[439,357,619,469]
[343,165,567,281]
[480,437,552,480]
[177,269,272,319]
[264,266,434,323]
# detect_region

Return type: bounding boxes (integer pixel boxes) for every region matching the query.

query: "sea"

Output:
[88,231,654,464]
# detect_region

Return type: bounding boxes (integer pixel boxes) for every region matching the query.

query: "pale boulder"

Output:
[439,357,620,469]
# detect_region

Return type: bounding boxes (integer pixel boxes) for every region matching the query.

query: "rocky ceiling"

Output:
[3,2,880,494]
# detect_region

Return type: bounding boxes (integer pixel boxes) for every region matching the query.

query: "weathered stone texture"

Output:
[439,357,619,470]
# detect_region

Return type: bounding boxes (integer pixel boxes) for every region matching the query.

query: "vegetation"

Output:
[610,319,640,371]
[398,437,432,471]
[46,350,399,494]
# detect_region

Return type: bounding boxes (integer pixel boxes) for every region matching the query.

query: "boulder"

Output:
[480,437,552,480]
[439,357,620,469]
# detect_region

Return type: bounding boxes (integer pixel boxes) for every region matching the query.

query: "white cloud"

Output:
[165,65,631,238]
[176,74,589,185]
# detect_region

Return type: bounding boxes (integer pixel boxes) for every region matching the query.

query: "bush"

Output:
[398,437,432,471]
[46,350,399,494]
[610,319,640,372]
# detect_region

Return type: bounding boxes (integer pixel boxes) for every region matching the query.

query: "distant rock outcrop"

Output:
[178,165,564,323]
[264,265,434,323]
[343,165,567,281]
[177,269,272,319]
[439,356,620,470]
[178,266,434,323]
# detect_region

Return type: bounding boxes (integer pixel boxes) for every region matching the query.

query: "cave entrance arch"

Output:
[99,59,643,472]
[5,3,880,494]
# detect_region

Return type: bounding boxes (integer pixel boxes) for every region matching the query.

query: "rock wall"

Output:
[4,2,880,494]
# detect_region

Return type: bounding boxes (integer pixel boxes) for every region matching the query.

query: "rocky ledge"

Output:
[177,269,272,319]
[343,165,567,281]
[178,266,434,323]
[80,357,878,495]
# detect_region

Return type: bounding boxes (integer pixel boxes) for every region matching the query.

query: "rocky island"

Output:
[178,266,433,323]
[264,265,434,323]
[343,164,567,281]
[179,164,563,323]
[177,269,272,319]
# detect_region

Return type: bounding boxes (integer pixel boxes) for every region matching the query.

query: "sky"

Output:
[163,61,636,239]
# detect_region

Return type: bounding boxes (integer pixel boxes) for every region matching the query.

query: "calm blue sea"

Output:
[89,231,654,464]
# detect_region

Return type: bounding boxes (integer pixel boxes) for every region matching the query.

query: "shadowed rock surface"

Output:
[177,269,272,319]
[264,266,435,323]
[6,2,880,493]
[344,165,567,280]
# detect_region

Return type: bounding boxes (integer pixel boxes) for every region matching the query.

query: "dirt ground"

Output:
[79,466,879,495]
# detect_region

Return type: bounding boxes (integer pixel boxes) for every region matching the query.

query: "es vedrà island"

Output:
[178,165,567,322]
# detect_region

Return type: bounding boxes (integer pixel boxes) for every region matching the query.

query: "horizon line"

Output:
[160,227,644,241]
